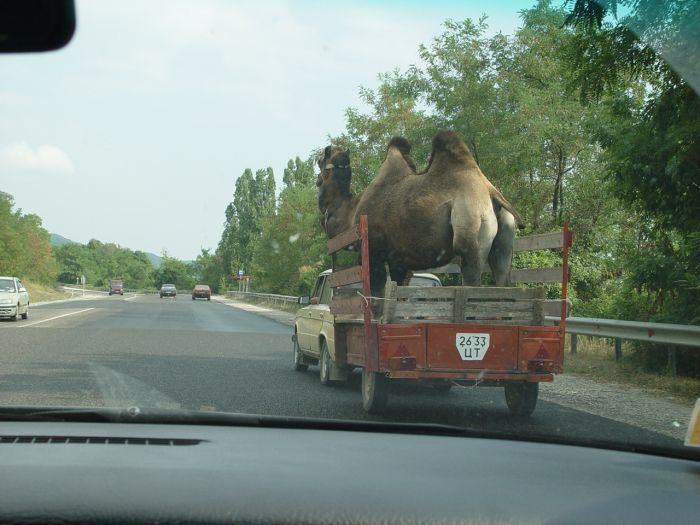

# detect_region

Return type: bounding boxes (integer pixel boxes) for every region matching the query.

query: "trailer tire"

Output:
[319,340,333,386]
[362,370,388,414]
[505,382,538,417]
[293,336,308,372]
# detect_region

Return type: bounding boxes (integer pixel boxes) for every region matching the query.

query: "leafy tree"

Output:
[191,248,225,292]
[0,192,57,283]
[153,253,195,290]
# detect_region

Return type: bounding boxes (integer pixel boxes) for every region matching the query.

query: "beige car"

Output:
[293,270,441,384]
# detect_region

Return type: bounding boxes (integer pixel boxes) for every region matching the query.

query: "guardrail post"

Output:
[570,333,577,355]
[614,338,622,361]
[667,348,677,377]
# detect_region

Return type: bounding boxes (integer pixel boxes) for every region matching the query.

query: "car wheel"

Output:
[293,335,308,372]
[361,369,389,414]
[192,296,195,300]
[207,296,211,301]
[10,304,19,322]
[319,339,334,386]
[21,305,28,320]
[504,382,539,417]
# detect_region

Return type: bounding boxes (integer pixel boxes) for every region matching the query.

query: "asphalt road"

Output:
[0,294,683,450]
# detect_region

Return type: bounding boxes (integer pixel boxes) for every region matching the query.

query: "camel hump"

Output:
[388,136,411,154]
[431,129,473,161]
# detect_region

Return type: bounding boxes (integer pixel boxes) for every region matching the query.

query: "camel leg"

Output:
[488,208,516,286]
[388,264,409,287]
[369,256,388,301]
[452,210,497,287]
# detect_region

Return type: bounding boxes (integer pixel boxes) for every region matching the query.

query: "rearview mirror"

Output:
[19,287,27,293]
[0,0,76,53]
[298,296,310,305]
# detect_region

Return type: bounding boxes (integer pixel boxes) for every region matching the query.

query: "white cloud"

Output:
[0,142,75,175]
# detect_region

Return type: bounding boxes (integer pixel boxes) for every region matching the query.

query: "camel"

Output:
[317,131,523,296]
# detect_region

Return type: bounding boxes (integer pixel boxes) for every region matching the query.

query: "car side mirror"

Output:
[298,296,310,305]
[309,297,319,305]
[19,288,27,293]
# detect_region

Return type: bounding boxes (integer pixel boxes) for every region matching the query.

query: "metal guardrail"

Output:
[226,291,298,306]
[546,316,700,349]
[547,315,700,376]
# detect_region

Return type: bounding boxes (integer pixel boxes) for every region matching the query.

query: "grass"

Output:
[24,281,71,303]
[564,335,700,403]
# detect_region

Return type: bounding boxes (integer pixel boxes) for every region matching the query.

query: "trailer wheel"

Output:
[362,370,389,414]
[504,382,538,417]
[293,336,308,372]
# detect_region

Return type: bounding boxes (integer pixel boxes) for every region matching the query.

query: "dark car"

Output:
[159,284,177,298]
[192,284,211,301]
[108,279,124,295]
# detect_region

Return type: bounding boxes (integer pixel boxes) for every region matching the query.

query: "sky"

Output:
[0,0,531,260]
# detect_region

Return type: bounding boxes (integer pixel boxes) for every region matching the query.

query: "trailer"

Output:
[326,215,572,415]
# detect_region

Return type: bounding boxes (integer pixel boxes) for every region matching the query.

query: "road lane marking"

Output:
[17,307,95,328]
[124,295,138,302]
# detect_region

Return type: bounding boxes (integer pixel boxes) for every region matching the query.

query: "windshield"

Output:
[0,279,16,293]
[1,0,698,457]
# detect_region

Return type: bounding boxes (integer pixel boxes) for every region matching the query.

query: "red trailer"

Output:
[328,215,572,415]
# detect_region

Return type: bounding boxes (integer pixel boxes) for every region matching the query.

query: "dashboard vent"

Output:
[0,436,202,446]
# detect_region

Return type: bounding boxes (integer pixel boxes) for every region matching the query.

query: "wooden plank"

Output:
[393,302,454,319]
[514,231,564,252]
[330,294,364,315]
[532,299,545,326]
[382,281,398,322]
[462,286,542,300]
[462,301,535,317]
[453,289,466,322]
[327,225,360,254]
[395,287,456,300]
[328,266,362,288]
[543,298,572,317]
[510,267,563,283]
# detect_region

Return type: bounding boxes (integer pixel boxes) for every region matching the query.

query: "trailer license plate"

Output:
[455,333,490,360]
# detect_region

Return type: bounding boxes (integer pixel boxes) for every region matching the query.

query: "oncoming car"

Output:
[108,279,124,295]
[192,284,211,300]
[159,284,177,298]
[0,276,30,321]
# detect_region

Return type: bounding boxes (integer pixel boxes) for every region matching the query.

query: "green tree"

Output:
[0,192,57,283]
[153,253,195,290]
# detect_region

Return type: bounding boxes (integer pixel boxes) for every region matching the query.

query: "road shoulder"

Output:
[213,296,295,327]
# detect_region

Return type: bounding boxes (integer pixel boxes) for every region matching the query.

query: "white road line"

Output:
[17,307,95,328]
[124,295,138,302]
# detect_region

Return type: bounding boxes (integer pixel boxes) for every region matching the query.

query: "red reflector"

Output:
[534,344,549,360]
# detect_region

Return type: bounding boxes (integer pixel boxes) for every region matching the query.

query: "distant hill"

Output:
[145,252,162,269]
[49,233,162,269]
[49,233,77,246]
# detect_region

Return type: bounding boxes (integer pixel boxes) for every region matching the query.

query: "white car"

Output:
[0,276,30,321]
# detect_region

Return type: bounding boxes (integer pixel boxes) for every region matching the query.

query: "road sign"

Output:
[238,269,244,277]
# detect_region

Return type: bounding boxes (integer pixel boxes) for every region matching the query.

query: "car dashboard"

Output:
[0,420,698,524]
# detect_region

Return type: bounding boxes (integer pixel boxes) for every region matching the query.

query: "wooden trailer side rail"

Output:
[327,215,377,371]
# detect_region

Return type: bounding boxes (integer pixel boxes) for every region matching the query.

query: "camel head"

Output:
[316,145,354,238]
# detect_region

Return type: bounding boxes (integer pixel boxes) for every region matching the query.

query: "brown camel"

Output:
[317,131,522,295]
